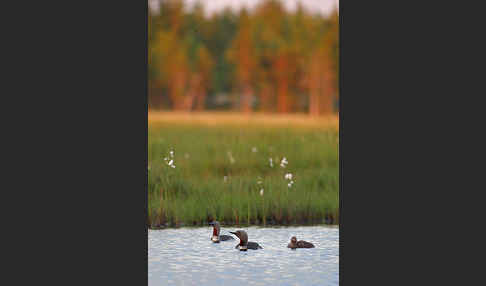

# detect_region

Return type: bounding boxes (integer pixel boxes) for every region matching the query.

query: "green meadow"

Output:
[148,113,339,228]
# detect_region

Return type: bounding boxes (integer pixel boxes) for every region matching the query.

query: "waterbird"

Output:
[229,230,262,251]
[209,221,234,243]
[287,236,315,249]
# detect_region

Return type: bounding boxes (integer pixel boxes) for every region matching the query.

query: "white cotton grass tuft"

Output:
[284,172,294,187]
[269,158,274,168]
[224,176,228,182]
[163,150,176,168]
[252,147,258,153]
[167,159,176,168]
[257,176,262,184]
[227,151,235,164]
[260,189,264,196]
[280,157,288,168]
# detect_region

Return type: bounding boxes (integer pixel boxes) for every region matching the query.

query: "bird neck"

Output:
[212,228,219,237]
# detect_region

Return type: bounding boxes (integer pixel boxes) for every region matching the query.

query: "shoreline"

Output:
[148,216,339,229]
[149,222,339,230]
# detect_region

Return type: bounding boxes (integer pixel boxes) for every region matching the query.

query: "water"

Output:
[149,225,339,286]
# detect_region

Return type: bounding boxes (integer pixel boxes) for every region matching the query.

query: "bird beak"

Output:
[229,231,237,235]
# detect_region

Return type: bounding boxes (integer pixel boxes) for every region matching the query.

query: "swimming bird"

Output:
[229,230,262,251]
[287,236,315,249]
[209,221,234,243]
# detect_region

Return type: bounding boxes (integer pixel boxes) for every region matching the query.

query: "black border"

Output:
[8,1,149,285]
[339,1,343,283]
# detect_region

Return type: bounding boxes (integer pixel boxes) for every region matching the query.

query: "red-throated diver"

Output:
[287,236,315,249]
[209,221,234,243]
[229,230,262,251]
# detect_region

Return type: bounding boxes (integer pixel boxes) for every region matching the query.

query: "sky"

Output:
[149,0,339,17]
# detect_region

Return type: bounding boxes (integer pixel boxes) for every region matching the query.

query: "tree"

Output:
[147,0,339,114]
[206,9,237,108]
[226,8,256,113]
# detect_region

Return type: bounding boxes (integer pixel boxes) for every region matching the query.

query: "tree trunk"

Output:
[275,55,291,113]
[309,88,320,116]
[276,80,290,113]
[259,83,274,112]
[320,59,335,115]
[240,84,253,113]
[195,91,206,111]
[308,56,321,116]
[169,70,187,110]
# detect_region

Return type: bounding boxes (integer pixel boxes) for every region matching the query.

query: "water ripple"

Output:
[149,226,339,286]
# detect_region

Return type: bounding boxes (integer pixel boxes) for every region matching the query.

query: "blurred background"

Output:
[148,0,339,115]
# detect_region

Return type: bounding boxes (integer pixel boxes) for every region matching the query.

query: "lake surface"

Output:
[149,225,339,286]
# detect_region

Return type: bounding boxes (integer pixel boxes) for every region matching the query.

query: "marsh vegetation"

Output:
[148,112,339,228]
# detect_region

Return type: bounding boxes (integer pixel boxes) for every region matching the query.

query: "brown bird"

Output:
[209,221,234,243]
[229,230,262,251]
[287,236,315,249]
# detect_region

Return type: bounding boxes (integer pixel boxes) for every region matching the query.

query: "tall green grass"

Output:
[148,122,339,228]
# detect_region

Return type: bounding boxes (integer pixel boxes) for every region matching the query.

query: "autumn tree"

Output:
[253,0,299,113]
[148,0,339,114]
[206,8,237,108]
[226,8,256,113]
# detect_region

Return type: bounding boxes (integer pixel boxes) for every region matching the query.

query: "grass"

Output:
[148,112,339,228]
